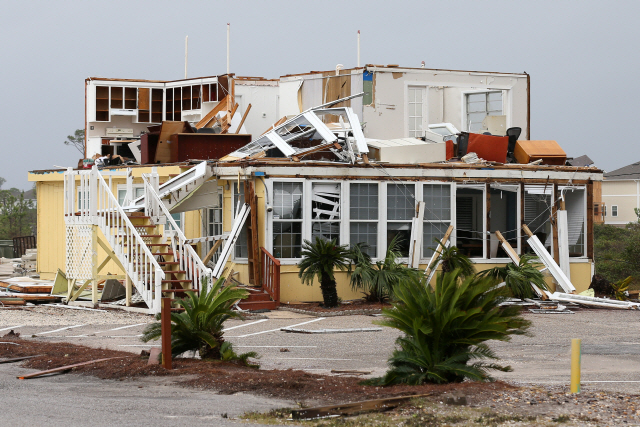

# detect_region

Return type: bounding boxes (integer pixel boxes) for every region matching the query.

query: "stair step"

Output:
[115,234,163,238]
[162,288,199,293]
[162,279,192,284]
[124,243,168,247]
[244,293,272,302]
[237,300,279,311]
[152,252,174,256]
[158,261,179,266]
[127,213,149,218]
[163,270,187,275]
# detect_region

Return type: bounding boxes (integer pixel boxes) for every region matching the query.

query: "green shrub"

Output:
[141,277,257,363]
[349,237,420,302]
[367,269,530,385]
[476,254,549,299]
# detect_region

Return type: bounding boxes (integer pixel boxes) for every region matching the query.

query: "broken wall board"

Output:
[211,203,250,279]
[548,292,640,309]
[408,202,425,268]
[495,230,547,300]
[17,356,128,380]
[557,210,571,280]
[154,121,190,163]
[523,224,575,294]
[292,394,431,420]
[423,225,453,281]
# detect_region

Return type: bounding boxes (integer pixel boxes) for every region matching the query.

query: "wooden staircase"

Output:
[237,287,279,311]
[125,213,197,298]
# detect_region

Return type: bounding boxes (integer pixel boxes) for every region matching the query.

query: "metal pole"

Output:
[161,297,172,370]
[357,30,360,68]
[184,36,188,79]
[226,23,230,75]
[571,338,581,393]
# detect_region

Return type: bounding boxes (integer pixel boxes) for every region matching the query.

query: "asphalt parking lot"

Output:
[2,305,640,393]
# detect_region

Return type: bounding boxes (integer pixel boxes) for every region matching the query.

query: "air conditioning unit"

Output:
[105,128,134,137]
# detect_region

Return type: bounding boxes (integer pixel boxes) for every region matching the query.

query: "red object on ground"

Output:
[467,133,509,163]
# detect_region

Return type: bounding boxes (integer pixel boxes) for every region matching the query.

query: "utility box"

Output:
[366,138,446,164]
[514,140,566,165]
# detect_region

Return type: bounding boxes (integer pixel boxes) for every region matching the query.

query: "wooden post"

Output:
[485,183,491,259]
[552,184,560,265]
[125,274,132,307]
[161,297,172,370]
[245,180,260,285]
[519,182,525,255]
[91,225,98,304]
[586,180,594,259]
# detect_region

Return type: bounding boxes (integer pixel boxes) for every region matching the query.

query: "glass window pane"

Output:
[424,184,450,221]
[118,189,126,205]
[312,183,340,220]
[423,222,450,258]
[273,222,302,258]
[387,184,415,221]
[312,221,340,244]
[350,222,377,257]
[350,183,378,220]
[273,182,303,220]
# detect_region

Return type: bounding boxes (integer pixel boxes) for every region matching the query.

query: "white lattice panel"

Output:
[65,224,94,281]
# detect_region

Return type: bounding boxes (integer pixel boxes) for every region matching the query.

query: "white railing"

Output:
[142,174,213,292]
[64,167,165,313]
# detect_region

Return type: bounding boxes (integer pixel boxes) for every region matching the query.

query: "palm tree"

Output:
[349,237,420,302]
[141,277,256,362]
[298,237,351,308]
[476,254,549,299]
[367,269,530,385]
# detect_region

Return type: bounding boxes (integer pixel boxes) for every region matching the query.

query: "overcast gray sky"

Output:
[1,0,638,190]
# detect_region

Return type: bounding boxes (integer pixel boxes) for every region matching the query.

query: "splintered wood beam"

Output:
[296,142,337,159]
[17,357,129,380]
[220,103,239,134]
[522,224,534,238]
[0,355,42,364]
[423,225,454,280]
[292,394,432,420]
[234,103,251,134]
[202,239,224,265]
[196,95,230,129]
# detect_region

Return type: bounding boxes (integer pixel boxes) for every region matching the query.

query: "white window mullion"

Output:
[379,182,387,261]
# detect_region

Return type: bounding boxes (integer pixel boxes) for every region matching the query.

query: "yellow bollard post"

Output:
[571,338,581,393]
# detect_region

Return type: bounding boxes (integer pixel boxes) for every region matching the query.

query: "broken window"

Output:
[233,183,248,259]
[350,183,378,257]
[562,187,586,257]
[489,184,518,258]
[466,91,502,132]
[456,186,484,258]
[408,87,425,138]
[311,182,341,244]
[203,188,223,262]
[387,184,415,257]
[272,182,303,258]
[523,185,553,255]
[422,184,452,258]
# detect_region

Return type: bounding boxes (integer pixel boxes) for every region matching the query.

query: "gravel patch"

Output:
[0,306,154,327]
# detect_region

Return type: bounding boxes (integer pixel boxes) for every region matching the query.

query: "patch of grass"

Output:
[474,412,537,425]
[241,407,293,424]
[552,414,571,423]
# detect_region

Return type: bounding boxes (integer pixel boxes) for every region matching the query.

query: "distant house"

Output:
[602,161,640,226]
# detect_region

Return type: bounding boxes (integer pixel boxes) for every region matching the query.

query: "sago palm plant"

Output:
[349,237,420,302]
[476,254,549,299]
[298,237,351,308]
[141,277,257,363]
[431,240,475,278]
[367,269,530,385]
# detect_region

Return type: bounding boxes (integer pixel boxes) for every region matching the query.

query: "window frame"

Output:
[308,180,344,246]
[348,181,382,259]
[406,86,427,138]
[267,178,306,264]
[612,205,618,217]
[421,182,455,259]
[202,186,224,261]
[461,89,508,133]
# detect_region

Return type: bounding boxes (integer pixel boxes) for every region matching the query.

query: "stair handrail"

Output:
[260,247,280,306]
[141,174,213,292]
[64,167,165,313]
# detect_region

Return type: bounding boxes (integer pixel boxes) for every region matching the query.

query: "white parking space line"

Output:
[277,357,355,361]
[0,325,25,332]
[36,325,86,335]
[229,318,325,338]
[96,323,147,333]
[234,345,317,348]
[223,319,268,332]
[119,344,160,347]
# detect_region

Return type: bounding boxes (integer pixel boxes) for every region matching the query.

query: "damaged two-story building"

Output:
[29,64,602,313]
